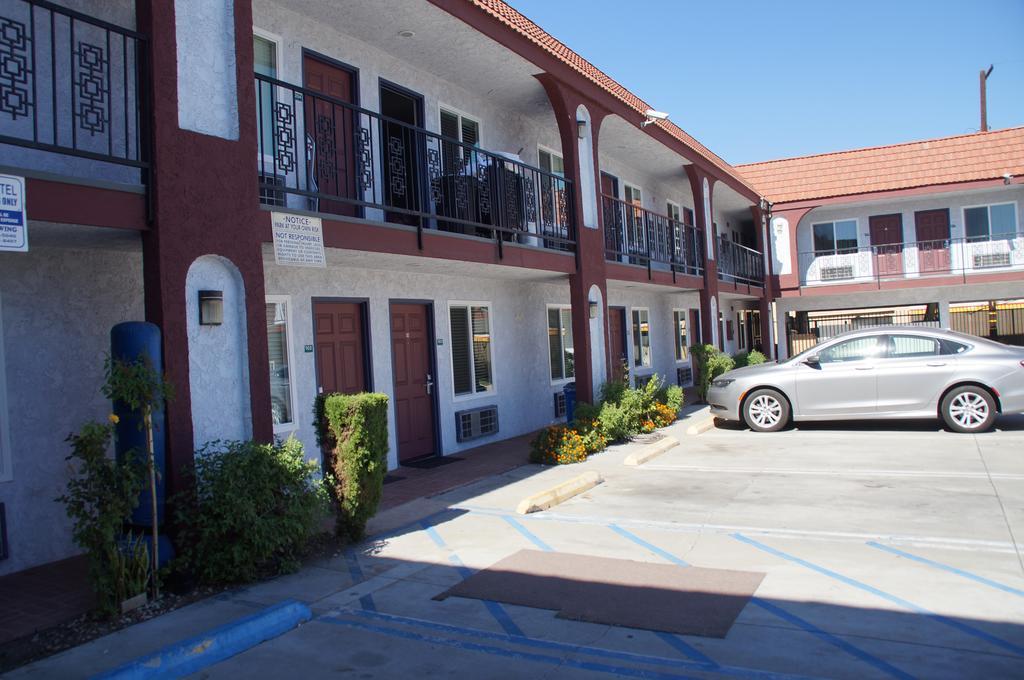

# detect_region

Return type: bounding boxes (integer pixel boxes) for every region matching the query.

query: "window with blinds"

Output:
[440,109,480,174]
[548,306,574,382]
[673,310,688,361]
[265,299,294,429]
[450,304,493,396]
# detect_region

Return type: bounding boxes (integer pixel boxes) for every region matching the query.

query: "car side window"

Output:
[818,336,882,363]
[887,335,941,358]
[939,339,970,355]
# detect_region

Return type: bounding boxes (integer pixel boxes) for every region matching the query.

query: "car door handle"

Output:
[854,366,874,371]
[926,362,947,367]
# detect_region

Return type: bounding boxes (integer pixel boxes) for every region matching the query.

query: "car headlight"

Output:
[712,378,735,388]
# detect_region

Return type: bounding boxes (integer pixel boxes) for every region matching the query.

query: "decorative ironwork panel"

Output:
[74,41,107,134]
[426,145,442,203]
[524,175,537,225]
[0,16,32,119]
[273,100,296,174]
[503,170,520,229]
[387,136,406,197]
[476,161,491,217]
[454,172,468,212]
[356,124,373,191]
[314,113,337,181]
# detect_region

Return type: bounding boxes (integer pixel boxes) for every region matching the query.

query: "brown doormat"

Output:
[435,550,764,638]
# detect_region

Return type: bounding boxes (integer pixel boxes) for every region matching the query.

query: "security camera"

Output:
[641,109,670,127]
[1004,173,1014,184]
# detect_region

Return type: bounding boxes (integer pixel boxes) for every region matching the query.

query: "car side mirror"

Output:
[804,354,821,367]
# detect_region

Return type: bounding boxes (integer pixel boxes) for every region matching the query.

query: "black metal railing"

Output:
[0,0,148,169]
[255,73,576,253]
[601,194,704,278]
[798,233,1024,286]
[717,237,764,286]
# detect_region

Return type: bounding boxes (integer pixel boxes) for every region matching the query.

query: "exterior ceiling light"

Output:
[397,30,415,38]
[198,290,224,326]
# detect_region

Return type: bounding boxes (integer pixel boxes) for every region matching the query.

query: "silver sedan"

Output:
[707,327,1024,433]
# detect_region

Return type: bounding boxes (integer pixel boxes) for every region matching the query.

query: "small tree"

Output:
[103,355,173,600]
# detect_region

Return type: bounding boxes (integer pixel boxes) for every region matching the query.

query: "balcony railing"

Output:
[717,237,764,286]
[255,74,575,253]
[799,233,1024,286]
[601,194,704,277]
[0,0,148,170]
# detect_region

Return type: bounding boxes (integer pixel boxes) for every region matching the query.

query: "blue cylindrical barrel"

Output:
[110,322,166,528]
[563,382,577,424]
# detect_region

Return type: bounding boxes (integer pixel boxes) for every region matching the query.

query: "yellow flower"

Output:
[108,414,120,425]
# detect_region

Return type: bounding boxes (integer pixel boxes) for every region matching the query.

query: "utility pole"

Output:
[980,65,994,132]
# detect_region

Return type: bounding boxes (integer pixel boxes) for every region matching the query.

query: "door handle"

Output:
[926,362,947,367]
[854,366,874,371]
[425,373,434,395]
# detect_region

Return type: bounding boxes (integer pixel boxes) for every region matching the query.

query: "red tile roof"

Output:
[464,0,758,196]
[736,127,1024,204]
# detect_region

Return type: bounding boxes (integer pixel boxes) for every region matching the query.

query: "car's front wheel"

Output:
[940,385,996,433]
[743,388,790,432]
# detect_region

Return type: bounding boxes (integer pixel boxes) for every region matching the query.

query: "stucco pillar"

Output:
[938,299,951,329]
[769,204,815,295]
[536,75,610,404]
[752,204,774,358]
[138,0,273,498]
[688,166,719,348]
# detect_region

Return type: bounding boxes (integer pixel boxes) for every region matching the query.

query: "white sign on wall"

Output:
[0,174,27,253]
[272,212,325,268]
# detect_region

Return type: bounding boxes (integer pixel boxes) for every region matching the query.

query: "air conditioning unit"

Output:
[259,172,287,207]
[821,265,854,281]
[455,405,498,442]
[974,252,1010,268]
[677,366,692,386]
[553,392,567,418]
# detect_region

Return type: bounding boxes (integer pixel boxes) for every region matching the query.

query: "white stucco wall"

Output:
[186,255,253,450]
[175,0,239,140]
[263,252,579,469]
[0,225,144,576]
[596,152,695,219]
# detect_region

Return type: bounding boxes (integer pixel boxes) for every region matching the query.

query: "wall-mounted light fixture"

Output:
[576,119,587,139]
[198,290,224,326]
[589,301,599,319]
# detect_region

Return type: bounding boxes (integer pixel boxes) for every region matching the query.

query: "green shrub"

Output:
[654,384,684,413]
[321,392,390,541]
[529,425,587,465]
[598,401,631,442]
[733,351,750,368]
[706,352,736,390]
[598,377,628,406]
[691,344,735,401]
[176,438,329,584]
[573,401,601,424]
[57,421,144,617]
[746,349,767,366]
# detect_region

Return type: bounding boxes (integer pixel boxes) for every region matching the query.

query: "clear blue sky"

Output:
[507,0,1024,165]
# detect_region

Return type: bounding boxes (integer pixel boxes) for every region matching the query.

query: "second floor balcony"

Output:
[799,233,1024,286]
[255,74,576,254]
[601,194,704,277]
[717,237,765,287]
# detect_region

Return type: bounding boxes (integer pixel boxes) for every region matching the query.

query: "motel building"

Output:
[0,0,1019,582]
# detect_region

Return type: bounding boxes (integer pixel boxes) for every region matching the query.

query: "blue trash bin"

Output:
[563,382,577,423]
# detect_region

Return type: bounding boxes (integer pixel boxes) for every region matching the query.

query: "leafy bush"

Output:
[691,344,735,401]
[108,533,150,608]
[176,438,329,584]
[529,425,587,465]
[733,350,766,368]
[597,401,632,442]
[652,402,678,428]
[572,415,608,454]
[598,377,628,406]
[57,421,144,616]
[320,392,390,541]
[654,384,684,413]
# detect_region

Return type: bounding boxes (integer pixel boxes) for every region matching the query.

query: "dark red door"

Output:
[391,303,436,462]
[914,209,951,276]
[869,214,904,278]
[303,54,357,217]
[608,307,627,383]
[314,302,367,395]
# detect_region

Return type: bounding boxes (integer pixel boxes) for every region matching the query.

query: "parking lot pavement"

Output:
[14,416,1024,679]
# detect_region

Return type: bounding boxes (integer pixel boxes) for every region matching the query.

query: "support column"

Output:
[138,0,273,498]
[752,204,774,358]
[767,204,815,295]
[537,75,610,404]
[938,299,951,329]
[688,166,719,349]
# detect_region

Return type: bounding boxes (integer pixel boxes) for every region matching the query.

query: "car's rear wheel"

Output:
[940,385,996,433]
[743,389,789,432]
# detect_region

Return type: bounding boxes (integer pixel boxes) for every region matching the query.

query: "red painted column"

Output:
[770,205,815,295]
[687,165,719,348]
[752,204,774,358]
[537,75,610,404]
[138,0,273,496]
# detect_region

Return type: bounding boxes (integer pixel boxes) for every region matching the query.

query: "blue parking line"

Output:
[866,541,1024,598]
[609,524,689,566]
[733,533,1024,658]
[344,549,376,611]
[327,609,816,680]
[420,520,524,637]
[653,632,717,668]
[502,515,554,551]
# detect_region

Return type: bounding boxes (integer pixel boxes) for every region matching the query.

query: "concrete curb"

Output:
[93,600,312,679]
[624,436,679,466]
[685,416,718,436]
[515,471,603,514]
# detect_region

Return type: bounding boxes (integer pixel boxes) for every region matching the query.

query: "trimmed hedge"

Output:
[690,344,735,401]
[318,392,389,540]
[733,349,767,368]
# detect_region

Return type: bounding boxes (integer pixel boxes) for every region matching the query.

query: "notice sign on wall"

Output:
[271,212,325,268]
[0,174,27,253]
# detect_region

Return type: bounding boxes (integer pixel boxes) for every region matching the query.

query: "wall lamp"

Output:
[198,290,224,325]
[589,301,599,318]
[576,119,587,139]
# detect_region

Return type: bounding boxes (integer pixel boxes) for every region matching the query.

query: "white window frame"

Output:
[537,144,565,176]
[623,183,643,207]
[811,217,860,255]
[253,28,284,187]
[265,295,299,435]
[0,293,11,482]
[666,200,682,223]
[672,308,689,363]
[438,103,481,147]
[961,201,1019,241]
[631,307,652,370]
[448,301,495,401]
[547,304,575,385]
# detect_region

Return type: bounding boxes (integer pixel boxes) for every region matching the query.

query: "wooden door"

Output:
[390,303,436,461]
[600,172,621,255]
[914,209,951,275]
[303,54,357,217]
[608,307,627,383]
[869,214,904,278]
[314,301,367,395]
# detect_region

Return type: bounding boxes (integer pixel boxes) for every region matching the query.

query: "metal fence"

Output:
[718,237,765,286]
[601,194,704,278]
